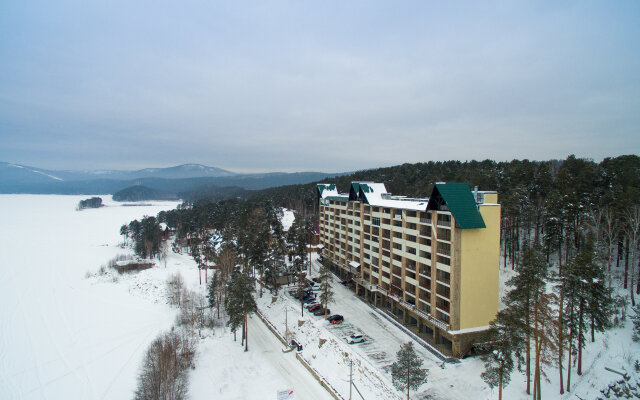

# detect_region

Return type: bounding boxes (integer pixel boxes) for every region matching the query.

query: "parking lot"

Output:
[283,257,439,371]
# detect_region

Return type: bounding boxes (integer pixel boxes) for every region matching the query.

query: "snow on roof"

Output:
[358,182,428,211]
[367,196,430,211]
[317,183,339,199]
[280,208,295,231]
[321,181,429,210]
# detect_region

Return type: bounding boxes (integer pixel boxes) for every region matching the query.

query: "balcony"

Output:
[390,284,403,298]
[437,215,451,227]
[436,283,450,298]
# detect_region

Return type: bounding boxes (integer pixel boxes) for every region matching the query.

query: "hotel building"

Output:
[317,182,500,357]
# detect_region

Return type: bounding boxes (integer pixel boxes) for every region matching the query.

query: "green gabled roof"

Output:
[317,183,336,196]
[325,195,349,202]
[427,183,486,229]
[349,182,363,200]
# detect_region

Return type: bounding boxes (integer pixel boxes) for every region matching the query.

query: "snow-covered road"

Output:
[189,316,331,400]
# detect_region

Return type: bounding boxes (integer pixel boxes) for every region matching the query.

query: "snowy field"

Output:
[0,195,180,399]
[1,195,638,400]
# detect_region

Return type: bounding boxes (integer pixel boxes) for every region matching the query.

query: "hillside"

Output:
[112,186,178,202]
[0,161,340,196]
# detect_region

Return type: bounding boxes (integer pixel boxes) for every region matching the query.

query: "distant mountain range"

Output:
[0,162,341,199]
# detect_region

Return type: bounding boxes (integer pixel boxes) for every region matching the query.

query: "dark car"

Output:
[290,339,303,351]
[313,308,329,316]
[327,314,344,324]
[307,304,322,312]
[312,277,322,284]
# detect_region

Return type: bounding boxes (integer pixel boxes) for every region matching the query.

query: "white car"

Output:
[347,334,365,344]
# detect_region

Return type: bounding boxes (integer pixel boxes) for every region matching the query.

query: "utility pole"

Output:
[349,360,353,400]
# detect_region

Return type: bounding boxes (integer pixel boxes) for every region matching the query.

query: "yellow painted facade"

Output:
[458,204,501,330]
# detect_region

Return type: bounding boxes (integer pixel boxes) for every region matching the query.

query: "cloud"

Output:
[0,1,639,171]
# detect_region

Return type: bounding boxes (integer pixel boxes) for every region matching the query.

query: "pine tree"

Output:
[480,308,523,400]
[503,246,549,395]
[207,270,222,319]
[632,305,640,342]
[296,270,306,317]
[390,342,428,400]
[224,269,243,342]
[318,258,334,319]
[224,269,257,351]
[563,235,611,377]
[531,293,558,400]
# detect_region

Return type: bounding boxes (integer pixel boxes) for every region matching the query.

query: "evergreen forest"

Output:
[121,154,640,398]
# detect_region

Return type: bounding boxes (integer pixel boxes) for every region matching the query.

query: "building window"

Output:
[436,283,450,298]
[372,217,380,226]
[436,297,450,313]
[437,242,451,256]
[437,214,451,227]
[437,255,450,265]
[436,269,450,284]
[437,311,450,323]
[407,246,416,255]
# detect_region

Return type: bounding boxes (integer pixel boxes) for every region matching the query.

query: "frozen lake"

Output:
[0,195,180,399]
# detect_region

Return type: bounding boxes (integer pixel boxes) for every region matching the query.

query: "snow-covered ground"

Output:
[0,196,332,400]
[0,195,180,399]
[1,196,637,400]
[281,208,295,232]
[259,251,640,400]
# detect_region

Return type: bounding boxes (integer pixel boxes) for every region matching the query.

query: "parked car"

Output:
[291,289,314,300]
[303,295,316,304]
[347,334,365,344]
[290,339,303,351]
[313,308,329,316]
[328,314,344,324]
[307,304,322,312]
[312,277,322,284]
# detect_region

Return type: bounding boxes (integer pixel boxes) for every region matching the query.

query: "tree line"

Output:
[122,154,639,399]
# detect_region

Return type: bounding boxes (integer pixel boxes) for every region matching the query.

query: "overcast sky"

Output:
[1,1,638,173]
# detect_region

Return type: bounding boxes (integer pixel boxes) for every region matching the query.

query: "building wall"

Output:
[319,188,501,356]
[458,204,501,330]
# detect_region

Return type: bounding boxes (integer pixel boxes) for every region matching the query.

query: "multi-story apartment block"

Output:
[317,182,500,357]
